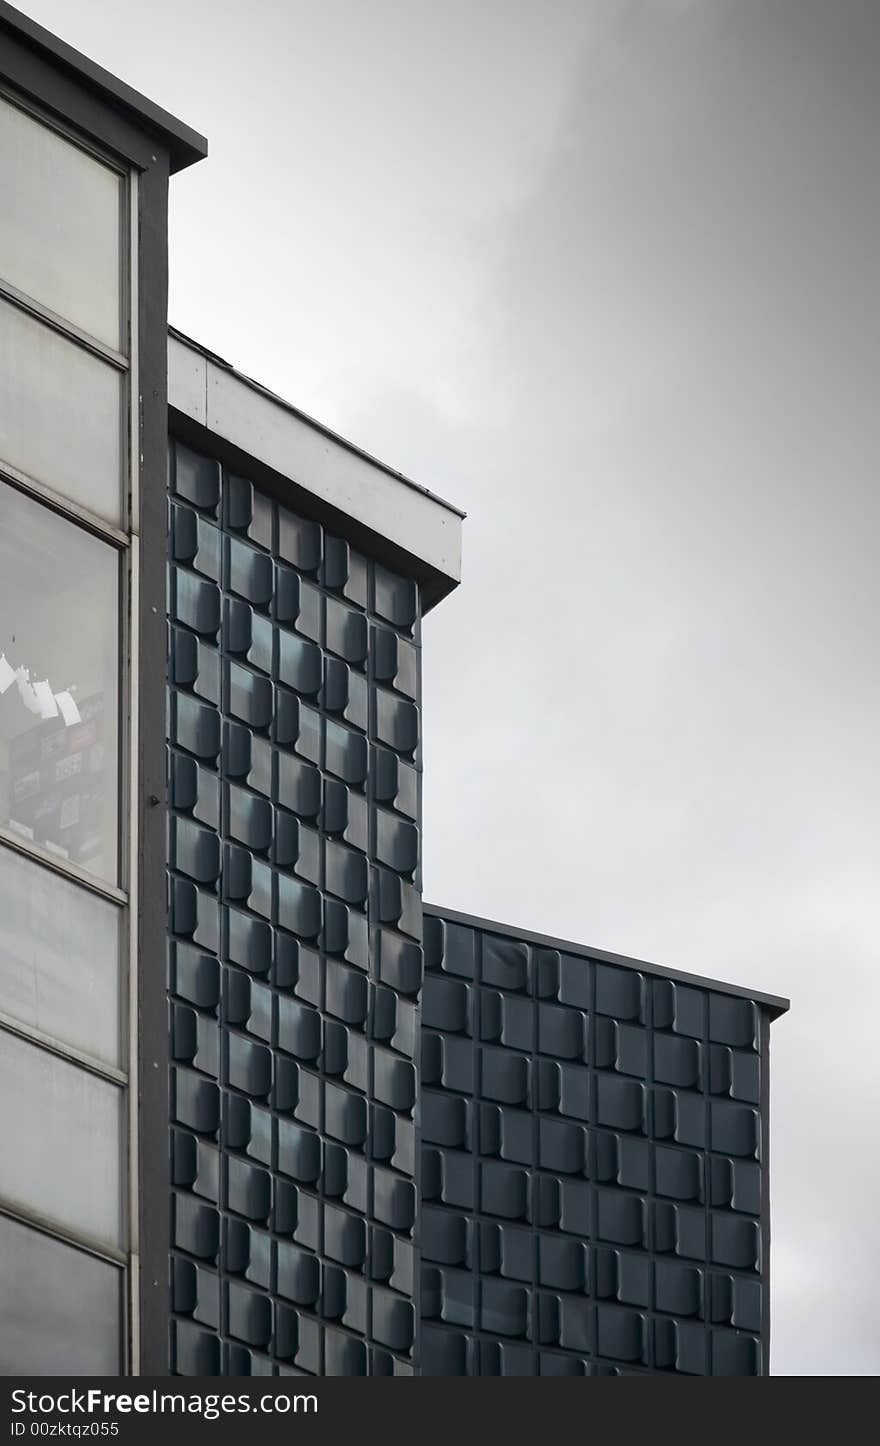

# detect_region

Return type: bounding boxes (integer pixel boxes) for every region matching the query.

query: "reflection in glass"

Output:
[0,847,122,1066]
[0,299,124,525]
[0,1029,124,1249]
[0,1213,121,1375]
[0,97,123,350]
[0,481,119,884]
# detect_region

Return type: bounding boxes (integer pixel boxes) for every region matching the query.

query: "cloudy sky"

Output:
[20,0,879,1374]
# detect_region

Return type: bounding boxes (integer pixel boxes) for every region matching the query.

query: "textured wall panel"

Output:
[420,913,771,1376]
[167,439,421,1376]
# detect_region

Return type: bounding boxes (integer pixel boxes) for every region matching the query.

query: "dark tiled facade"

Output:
[420,911,769,1376]
[166,439,422,1376]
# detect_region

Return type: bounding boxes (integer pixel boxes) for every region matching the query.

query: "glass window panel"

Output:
[0,1029,124,1249]
[0,97,123,350]
[0,1212,121,1375]
[0,847,122,1067]
[0,299,124,525]
[0,481,119,884]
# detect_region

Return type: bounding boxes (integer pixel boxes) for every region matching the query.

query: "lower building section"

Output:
[420,908,780,1376]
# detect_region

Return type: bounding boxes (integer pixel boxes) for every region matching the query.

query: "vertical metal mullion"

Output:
[133,145,171,1377]
[217,465,231,1369]
[472,929,482,1376]
[127,168,139,529]
[529,948,539,1378]
[702,991,712,1376]
[124,165,140,1378]
[411,589,423,1377]
[126,534,140,1377]
[759,1007,771,1376]
[645,977,656,1372]
[364,559,376,1370]
[588,957,597,1366]
[316,572,327,1378]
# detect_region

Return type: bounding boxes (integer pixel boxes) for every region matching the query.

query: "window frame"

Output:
[0,82,131,352]
[0,1204,128,1377]
[0,471,129,896]
[0,83,132,533]
[0,85,141,1375]
[0,841,127,1075]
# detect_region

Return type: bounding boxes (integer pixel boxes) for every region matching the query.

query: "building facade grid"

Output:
[420,912,768,1376]
[166,438,423,1376]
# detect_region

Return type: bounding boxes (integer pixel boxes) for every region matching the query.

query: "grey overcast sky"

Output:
[18,0,879,1374]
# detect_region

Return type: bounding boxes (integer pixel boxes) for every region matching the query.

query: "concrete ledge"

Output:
[168,328,464,610]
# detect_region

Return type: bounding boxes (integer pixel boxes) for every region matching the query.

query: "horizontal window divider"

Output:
[0,1199,128,1271]
[0,828,128,907]
[0,462,131,548]
[0,1012,128,1088]
[0,276,129,371]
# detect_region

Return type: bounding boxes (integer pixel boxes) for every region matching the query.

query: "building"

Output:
[420,907,786,1376]
[0,5,788,1378]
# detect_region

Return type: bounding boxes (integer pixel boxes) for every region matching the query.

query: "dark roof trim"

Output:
[168,326,466,520]
[423,902,791,1020]
[0,3,207,171]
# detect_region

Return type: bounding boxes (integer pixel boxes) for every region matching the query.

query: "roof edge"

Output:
[168,404,460,614]
[423,902,791,1020]
[0,2,207,171]
[168,326,465,520]
[168,328,464,606]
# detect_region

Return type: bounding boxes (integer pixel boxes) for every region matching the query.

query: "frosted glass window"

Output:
[0,97,123,350]
[0,1029,124,1249]
[0,1213,121,1375]
[0,847,122,1066]
[0,480,119,884]
[0,299,124,525]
